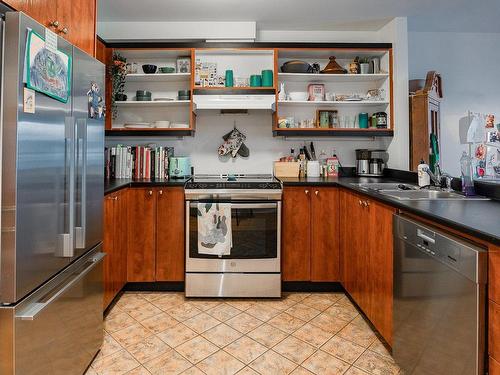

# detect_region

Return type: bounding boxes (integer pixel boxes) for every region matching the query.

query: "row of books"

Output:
[105,145,174,180]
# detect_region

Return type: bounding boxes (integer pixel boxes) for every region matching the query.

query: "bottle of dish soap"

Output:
[417,160,431,187]
[460,151,476,196]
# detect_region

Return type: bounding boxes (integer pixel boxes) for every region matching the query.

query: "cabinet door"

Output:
[103,194,116,308]
[311,187,340,281]
[4,0,55,28]
[282,186,311,281]
[56,0,96,55]
[127,188,156,282]
[156,187,185,281]
[114,189,128,292]
[366,198,395,345]
[340,191,367,304]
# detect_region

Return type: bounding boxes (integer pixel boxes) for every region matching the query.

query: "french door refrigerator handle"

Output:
[57,116,76,257]
[75,118,87,249]
[15,252,105,320]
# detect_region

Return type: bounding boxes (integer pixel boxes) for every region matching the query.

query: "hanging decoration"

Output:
[25,30,71,103]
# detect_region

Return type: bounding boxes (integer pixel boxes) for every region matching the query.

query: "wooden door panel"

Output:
[366,199,395,345]
[490,245,500,305]
[5,0,55,27]
[127,188,156,282]
[56,0,96,55]
[490,300,500,362]
[282,187,311,281]
[103,194,115,308]
[115,189,128,291]
[311,187,340,281]
[340,190,366,304]
[491,356,500,375]
[156,187,185,281]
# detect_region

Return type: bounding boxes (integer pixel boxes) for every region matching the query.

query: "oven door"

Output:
[186,201,281,273]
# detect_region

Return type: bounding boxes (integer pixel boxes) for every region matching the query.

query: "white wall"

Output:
[408,31,500,176]
[106,18,410,174]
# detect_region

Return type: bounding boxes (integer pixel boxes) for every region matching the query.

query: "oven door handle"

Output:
[189,203,278,209]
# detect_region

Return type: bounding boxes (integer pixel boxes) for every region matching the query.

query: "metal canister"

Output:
[375,112,388,128]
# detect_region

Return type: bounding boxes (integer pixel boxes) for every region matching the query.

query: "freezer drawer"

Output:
[0,245,105,375]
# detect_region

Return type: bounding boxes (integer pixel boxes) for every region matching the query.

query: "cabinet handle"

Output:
[305,190,309,195]
[59,27,69,34]
[315,190,319,196]
[358,200,363,206]
[107,196,117,201]
[49,20,59,28]
[148,190,153,196]
[159,190,163,195]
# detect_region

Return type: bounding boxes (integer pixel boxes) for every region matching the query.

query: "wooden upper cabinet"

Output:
[156,187,185,281]
[311,187,340,281]
[4,0,96,56]
[282,186,311,281]
[127,188,156,282]
[56,0,96,55]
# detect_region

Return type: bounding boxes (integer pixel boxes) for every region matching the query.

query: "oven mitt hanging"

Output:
[218,127,248,158]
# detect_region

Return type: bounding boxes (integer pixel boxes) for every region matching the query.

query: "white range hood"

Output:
[193,94,276,111]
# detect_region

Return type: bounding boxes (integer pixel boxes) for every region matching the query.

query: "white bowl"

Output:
[154,120,170,128]
[170,123,190,129]
[288,91,309,101]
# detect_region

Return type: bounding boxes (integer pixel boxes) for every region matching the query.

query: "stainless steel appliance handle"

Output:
[57,117,76,257]
[189,202,277,209]
[15,252,105,320]
[417,228,436,244]
[75,118,87,249]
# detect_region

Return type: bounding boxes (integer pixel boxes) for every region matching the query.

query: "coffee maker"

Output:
[355,149,387,176]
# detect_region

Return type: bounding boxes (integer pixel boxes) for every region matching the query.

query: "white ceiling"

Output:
[97,0,500,34]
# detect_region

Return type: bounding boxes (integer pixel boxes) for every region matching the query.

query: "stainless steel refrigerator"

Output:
[0,11,105,375]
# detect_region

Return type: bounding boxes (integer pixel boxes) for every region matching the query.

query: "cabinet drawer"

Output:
[490,246,500,304]
[490,300,500,361]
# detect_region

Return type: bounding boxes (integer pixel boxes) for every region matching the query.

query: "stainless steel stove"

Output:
[184,174,282,298]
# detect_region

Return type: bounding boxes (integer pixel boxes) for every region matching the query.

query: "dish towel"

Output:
[197,203,232,256]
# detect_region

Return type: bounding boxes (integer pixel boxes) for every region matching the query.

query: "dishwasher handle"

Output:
[16,253,105,321]
[416,229,435,244]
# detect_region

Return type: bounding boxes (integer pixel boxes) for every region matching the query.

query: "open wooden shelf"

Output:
[272,128,393,137]
[278,73,389,82]
[106,128,194,137]
[278,100,389,107]
[115,100,190,107]
[126,73,190,82]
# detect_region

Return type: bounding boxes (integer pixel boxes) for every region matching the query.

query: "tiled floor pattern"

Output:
[88,292,400,375]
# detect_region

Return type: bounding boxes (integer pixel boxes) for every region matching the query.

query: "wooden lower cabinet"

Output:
[491,356,500,375]
[282,186,340,282]
[156,187,185,281]
[282,187,311,281]
[103,189,128,308]
[340,189,395,345]
[127,187,185,282]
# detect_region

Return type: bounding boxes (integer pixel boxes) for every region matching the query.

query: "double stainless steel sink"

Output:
[351,182,490,201]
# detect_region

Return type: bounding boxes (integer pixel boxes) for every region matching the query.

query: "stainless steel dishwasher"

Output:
[393,215,487,375]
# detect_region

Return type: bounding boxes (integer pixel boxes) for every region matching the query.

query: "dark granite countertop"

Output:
[280,176,500,246]
[105,176,500,245]
[105,178,189,194]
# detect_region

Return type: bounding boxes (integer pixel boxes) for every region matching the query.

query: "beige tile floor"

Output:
[87,292,401,375]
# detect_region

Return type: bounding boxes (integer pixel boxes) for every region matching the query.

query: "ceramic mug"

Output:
[225,70,234,87]
[250,75,262,87]
[261,70,273,87]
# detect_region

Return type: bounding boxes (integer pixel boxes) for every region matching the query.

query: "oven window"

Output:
[189,203,278,259]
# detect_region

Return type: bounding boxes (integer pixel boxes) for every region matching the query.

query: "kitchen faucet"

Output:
[424,164,453,190]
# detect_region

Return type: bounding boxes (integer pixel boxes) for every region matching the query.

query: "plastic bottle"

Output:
[417,160,431,187]
[460,151,476,196]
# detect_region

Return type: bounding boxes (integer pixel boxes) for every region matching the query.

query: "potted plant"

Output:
[359,57,371,74]
[109,52,127,119]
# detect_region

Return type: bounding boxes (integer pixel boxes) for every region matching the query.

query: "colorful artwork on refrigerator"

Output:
[26,30,71,103]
